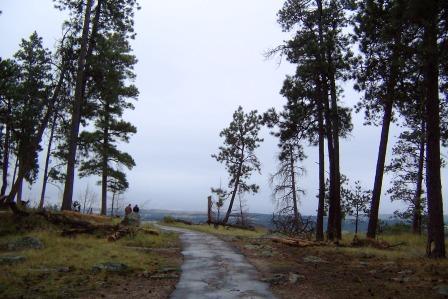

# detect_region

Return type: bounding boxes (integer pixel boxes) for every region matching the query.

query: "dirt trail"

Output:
[157,225,276,299]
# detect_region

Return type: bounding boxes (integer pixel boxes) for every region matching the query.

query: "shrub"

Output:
[162,215,175,223]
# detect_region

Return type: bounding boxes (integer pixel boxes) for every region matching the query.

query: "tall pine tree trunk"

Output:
[423,3,445,258]
[222,145,245,224]
[39,113,57,209]
[323,79,337,241]
[16,157,25,204]
[413,118,425,234]
[290,147,300,230]
[111,192,115,216]
[222,163,242,224]
[366,34,401,239]
[101,110,109,216]
[11,158,18,194]
[316,79,326,241]
[367,100,393,238]
[316,0,337,241]
[1,102,11,196]
[327,55,342,240]
[61,0,94,211]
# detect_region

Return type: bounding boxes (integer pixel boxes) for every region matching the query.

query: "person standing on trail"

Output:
[125,204,132,216]
[133,204,139,213]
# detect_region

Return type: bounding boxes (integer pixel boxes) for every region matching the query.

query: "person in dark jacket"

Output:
[133,204,140,213]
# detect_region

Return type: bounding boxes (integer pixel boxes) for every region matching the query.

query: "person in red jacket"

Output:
[125,204,132,216]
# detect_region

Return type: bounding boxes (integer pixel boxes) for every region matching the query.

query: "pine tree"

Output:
[38,33,76,209]
[0,59,20,197]
[386,128,427,234]
[353,0,413,239]
[11,32,53,204]
[410,0,446,258]
[56,0,140,211]
[212,106,263,225]
[345,181,371,235]
[275,0,354,240]
[79,33,137,215]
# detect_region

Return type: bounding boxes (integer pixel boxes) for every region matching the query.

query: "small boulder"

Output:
[92,262,129,273]
[391,277,411,283]
[303,255,327,263]
[359,261,369,267]
[8,236,44,251]
[158,267,180,274]
[57,266,72,273]
[261,250,273,257]
[262,273,287,285]
[149,273,179,279]
[0,255,26,264]
[397,269,413,275]
[244,244,261,250]
[434,285,448,296]
[288,272,305,284]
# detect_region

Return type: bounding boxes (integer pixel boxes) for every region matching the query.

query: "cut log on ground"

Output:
[107,227,134,241]
[207,221,255,231]
[270,236,323,247]
[140,228,160,236]
[37,210,118,232]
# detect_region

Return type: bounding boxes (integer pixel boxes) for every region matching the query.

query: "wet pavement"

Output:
[156,225,276,299]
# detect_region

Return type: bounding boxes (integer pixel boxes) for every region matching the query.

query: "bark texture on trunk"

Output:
[61,0,94,211]
[1,101,11,196]
[423,3,445,258]
[316,79,326,241]
[290,148,300,230]
[101,111,109,216]
[316,0,338,241]
[222,158,243,224]
[413,118,425,234]
[366,33,401,239]
[328,58,342,240]
[366,99,393,238]
[39,114,57,209]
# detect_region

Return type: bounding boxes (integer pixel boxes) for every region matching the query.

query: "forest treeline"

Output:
[212,0,448,258]
[0,1,140,215]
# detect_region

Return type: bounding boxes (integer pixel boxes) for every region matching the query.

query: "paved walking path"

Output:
[156,225,276,299]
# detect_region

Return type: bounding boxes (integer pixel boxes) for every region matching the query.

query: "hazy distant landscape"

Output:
[138,209,409,232]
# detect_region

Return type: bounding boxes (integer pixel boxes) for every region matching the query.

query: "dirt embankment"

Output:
[230,236,448,299]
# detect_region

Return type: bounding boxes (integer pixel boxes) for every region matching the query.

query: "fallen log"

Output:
[139,228,160,236]
[36,210,160,241]
[107,227,160,242]
[207,221,255,231]
[270,236,321,247]
[37,210,119,235]
[61,227,96,236]
[173,218,192,225]
[107,227,133,242]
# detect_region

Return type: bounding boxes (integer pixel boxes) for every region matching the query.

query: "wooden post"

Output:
[207,196,212,225]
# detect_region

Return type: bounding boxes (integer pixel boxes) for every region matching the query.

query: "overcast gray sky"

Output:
[1,0,447,215]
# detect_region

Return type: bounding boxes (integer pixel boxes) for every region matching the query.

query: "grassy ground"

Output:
[326,232,431,258]
[0,212,182,299]
[160,220,267,238]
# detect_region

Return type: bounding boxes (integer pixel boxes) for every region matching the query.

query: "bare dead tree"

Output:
[79,185,97,214]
